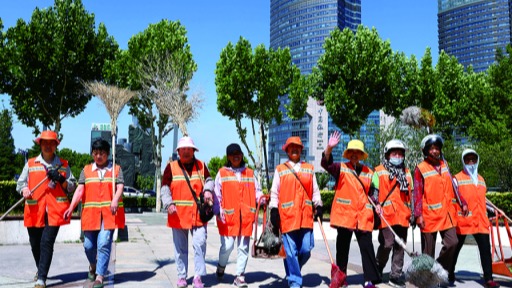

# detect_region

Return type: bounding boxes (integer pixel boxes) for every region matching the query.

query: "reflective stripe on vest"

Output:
[417,161,456,232]
[217,168,257,236]
[276,162,314,234]
[24,157,70,228]
[82,164,125,230]
[330,163,374,232]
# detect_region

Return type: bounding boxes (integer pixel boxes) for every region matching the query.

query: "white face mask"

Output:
[389,157,404,166]
[465,164,477,175]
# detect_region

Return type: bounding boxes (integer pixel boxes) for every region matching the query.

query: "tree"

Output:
[1,0,118,135]
[311,26,394,135]
[207,156,227,179]
[115,20,200,212]
[215,37,306,188]
[0,108,16,180]
[57,148,93,181]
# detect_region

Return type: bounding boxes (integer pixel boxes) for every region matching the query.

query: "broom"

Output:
[367,196,448,288]
[316,216,346,288]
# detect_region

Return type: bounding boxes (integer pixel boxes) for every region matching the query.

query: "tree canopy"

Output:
[1,0,118,135]
[215,36,306,185]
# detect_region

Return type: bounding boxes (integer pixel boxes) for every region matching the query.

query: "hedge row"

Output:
[1,180,510,217]
[0,180,156,216]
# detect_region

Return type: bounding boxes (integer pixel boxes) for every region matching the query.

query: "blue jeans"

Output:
[282,228,314,287]
[83,221,114,277]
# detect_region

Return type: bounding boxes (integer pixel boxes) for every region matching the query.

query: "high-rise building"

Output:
[268,0,379,172]
[438,0,512,72]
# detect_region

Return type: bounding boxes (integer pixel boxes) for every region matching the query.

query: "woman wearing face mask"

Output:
[370,140,412,288]
[448,149,500,288]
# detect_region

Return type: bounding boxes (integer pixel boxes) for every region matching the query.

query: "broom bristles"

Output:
[405,253,448,288]
[330,263,346,288]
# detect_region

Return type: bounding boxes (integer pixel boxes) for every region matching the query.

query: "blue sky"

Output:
[1,0,438,170]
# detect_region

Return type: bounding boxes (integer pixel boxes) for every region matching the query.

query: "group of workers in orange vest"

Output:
[16,130,500,288]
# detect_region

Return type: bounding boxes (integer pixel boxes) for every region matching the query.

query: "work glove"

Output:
[270,208,280,235]
[47,168,66,184]
[314,205,323,222]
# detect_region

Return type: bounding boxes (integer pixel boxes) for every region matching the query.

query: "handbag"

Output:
[179,161,214,223]
[251,194,286,259]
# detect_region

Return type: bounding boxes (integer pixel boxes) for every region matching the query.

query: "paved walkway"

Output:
[0,212,511,287]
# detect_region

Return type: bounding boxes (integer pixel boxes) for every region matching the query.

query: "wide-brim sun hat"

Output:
[34,130,60,146]
[342,139,368,160]
[282,136,304,152]
[176,136,198,152]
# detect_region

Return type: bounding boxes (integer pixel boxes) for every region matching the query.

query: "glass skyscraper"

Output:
[268,0,379,172]
[438,0,512,72]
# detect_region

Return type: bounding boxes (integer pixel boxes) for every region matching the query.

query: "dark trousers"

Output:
[336,227,381,283]
[376,225,408,279]
[420,227,458,271]
[27,213,60,281]
[450,233,494,282]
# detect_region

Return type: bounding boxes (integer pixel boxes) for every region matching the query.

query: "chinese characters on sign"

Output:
[317,108,324,151]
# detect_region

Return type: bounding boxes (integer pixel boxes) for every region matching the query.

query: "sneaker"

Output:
[389,277,406,288]
[216,264,225,280]
[177,277,188,288]
[364,281,377,288]
[193,275,204,288]
[88,265,96,281]
[233,275,248,288]
[92,279,104,288]
[33,272,38,281]
[485,280,500,288]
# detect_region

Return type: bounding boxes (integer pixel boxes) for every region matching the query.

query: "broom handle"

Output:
[316,216,335,265]
[367,196,415,256]
[0,176,49,221]
[486,198,512,223]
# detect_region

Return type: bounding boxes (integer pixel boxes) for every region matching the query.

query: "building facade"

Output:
[438,0,512,72]
[90,121,155,187]
[269,0,379,172]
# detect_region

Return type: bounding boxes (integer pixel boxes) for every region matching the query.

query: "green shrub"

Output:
[0,180,23,215]
[123,196,156,212]
[487,192,512,217]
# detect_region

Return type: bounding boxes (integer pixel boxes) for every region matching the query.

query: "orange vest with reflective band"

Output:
[24,158,70,227]
[374,165,412,229]
[276,162,314,234]
[81,164,125,230]
[417,160,457,233]
[454,172,489,235]
[216,167,256,236]
[330,163,374,232]
[168,160,205,229]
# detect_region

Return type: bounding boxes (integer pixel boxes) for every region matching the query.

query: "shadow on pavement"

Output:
[114,271,157,284]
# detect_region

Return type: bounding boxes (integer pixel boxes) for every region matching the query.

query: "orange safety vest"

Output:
[24,158,70,227]
[374,165,412,229]
[168,160,206,229]
[330,163,374,232]
[454,172,489,235]
[417,160,457,233]
[276,162,314,234]
[216,167,256,236]
[81,164,125,231]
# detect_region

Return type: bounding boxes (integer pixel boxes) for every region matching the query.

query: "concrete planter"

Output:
[0,219,82,245]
